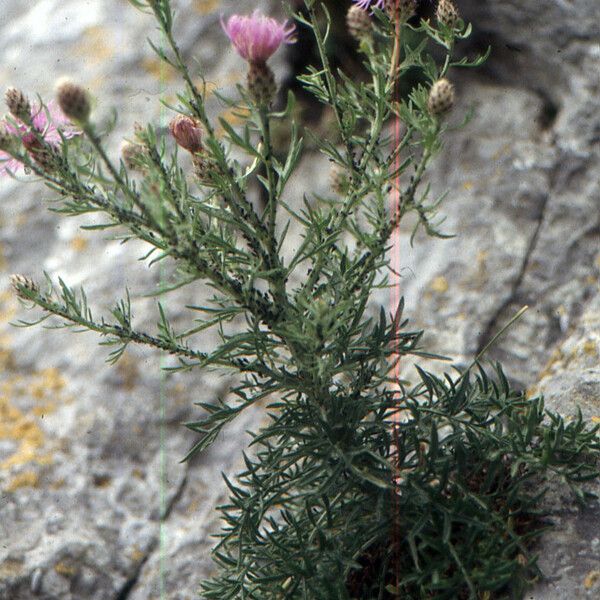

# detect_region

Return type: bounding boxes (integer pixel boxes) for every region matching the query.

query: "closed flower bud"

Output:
[55,78,91,123]
[5,87,31,122]
[10,274,39,299]
[436,0,459,29]
[385,0,417,21]
[428,78,455,115]
[247,62,277,106]
[346,6,372,41]
[169,115,203,154]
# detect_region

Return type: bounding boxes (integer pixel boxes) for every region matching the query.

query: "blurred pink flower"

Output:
[0,100,78,175]
[221,10,296,64]
[353,0,384,10]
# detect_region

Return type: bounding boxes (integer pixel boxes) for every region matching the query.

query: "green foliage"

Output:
[4,1,598,599]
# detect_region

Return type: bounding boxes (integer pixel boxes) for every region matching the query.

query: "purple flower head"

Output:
[221,10,296,64]
[353,0,385,10]
[0,99,79,175]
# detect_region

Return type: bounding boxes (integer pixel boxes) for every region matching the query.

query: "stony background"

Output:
[0,0,598,598]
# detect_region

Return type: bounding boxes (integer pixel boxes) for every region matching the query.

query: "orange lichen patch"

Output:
[430,276,449,294]
[5,470,39,492]
[54,561,77,578]
[525,386,539,399]
[129,545,145,563]
[0,342,15,371]
[584,570,600,590]
[74,26,115,66]
[0,367,67,471]
[0,558,24,577]
[193,0,220,14]
[69,235,89,252]
[591,416,600,424]
[31,403,57,417]
[141,57,178,82]
[40,368,66,393]
[462,180,474,191]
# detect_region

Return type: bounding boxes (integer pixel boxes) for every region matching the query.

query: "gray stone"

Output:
[0,0,598,598]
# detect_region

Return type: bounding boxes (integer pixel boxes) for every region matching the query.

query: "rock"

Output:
[0,1,284,599]
[0,0,598,598]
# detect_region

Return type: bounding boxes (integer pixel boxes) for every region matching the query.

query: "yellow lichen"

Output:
[141,57,178,82]
[69,235,89,252]
[54,561,77,578]
[74,26,115,65]
[5,470,39,492]
[129,545,145,563]
[584,570,600,590]
[0,558,24,577]
[132,467,144,479]
[582,339,598,358]
[194,0,220,14]
[538,348,564,380]
[430,276,449,294]
[0,366,67,472]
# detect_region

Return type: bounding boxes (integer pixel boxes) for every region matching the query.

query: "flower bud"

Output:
[436,0,459,29]
[247,62,277,106]
[21,135,61,173]
[169,115,203,153]
[428,78,455,115]
[385,0,417,21]
[55,78,91,123]
[5,87,31,122]
[10,274,39,299]
[346,6,372,41]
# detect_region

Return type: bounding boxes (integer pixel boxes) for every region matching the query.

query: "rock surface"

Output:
[0,0,598,598]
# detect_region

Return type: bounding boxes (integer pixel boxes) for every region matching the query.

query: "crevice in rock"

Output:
[475,193,551,356]
[535,90,560,131]
[114,472,189,600]
[113,376,235,599]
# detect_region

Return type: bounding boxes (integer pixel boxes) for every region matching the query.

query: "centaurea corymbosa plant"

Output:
[4,1,599,598]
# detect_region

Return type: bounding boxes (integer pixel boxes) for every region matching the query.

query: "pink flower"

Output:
[0,100,78,175]
[221,10,296,64]
[353,0,384,10]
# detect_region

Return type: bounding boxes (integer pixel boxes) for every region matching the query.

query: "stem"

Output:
[258,108,278,248]
[388,14,401,81]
